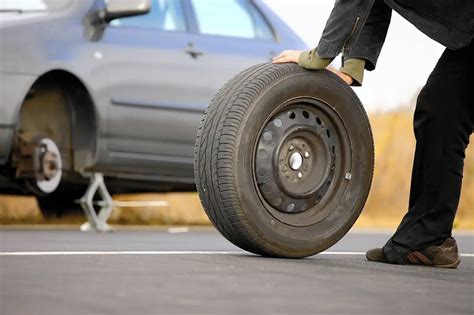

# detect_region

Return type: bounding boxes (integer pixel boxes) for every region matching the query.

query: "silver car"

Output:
[0,0,306,215]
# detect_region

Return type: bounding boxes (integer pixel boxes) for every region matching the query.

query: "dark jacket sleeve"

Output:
[315,0,391,71]
[345,0,392,71]
[316,0,375,59]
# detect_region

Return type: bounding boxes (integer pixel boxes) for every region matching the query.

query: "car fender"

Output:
[0,64,102,169]
[0,72,38,164]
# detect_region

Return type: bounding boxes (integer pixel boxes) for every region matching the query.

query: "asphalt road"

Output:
[0,228,473,315]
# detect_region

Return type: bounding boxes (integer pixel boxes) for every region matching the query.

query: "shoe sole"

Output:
[434,257,461,269]
[366,256,461,268]
[407,251,461,269]
[413,257,461,269]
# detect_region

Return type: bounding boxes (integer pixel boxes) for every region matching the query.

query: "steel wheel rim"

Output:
[253,97,352,227]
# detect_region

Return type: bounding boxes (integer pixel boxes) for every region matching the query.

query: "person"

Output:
[273,0,473,268]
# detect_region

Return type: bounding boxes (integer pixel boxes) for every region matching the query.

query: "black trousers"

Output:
[383,41,474,264]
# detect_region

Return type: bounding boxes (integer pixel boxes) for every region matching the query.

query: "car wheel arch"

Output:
[15,69,98,173]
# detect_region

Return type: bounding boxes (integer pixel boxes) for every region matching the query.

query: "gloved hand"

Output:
[272,49,363,86]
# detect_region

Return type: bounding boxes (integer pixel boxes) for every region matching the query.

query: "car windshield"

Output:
[0,0,71,12]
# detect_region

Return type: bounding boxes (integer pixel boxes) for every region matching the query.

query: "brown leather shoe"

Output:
[366,248,389,263]
[406,237,461,268]
[366,237,461,268]
[365,237,461,268]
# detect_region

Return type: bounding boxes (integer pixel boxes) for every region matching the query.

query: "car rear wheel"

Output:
[194,63,374,258]
[36,188,85,218]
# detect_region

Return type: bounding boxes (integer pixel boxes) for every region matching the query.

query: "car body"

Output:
[0,0,307,198]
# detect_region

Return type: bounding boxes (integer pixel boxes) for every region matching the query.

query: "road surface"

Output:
[0,228,473,315]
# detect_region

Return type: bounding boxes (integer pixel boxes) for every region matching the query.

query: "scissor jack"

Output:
[78,173,168,232]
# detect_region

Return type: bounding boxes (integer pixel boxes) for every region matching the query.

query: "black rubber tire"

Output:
[36,187,85,218]
[194,63,374,258]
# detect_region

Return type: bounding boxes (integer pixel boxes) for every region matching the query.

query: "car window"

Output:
[110,0,187,32]
[0,0,71,11]
[190,0,274,40]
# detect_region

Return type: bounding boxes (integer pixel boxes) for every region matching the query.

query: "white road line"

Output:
[0,251,473,257]
[167,227,190,234]
[0,251,240,256]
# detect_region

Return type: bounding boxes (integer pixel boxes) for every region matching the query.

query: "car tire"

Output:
[36,188,85,218]
[194,63,374,258]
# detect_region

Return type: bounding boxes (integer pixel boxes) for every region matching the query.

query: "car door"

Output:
[187,0,282,92]
[92,0,212,178]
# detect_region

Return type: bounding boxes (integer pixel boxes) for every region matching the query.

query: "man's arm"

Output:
[316,0,376,61]
[337,0,392,85]
[343,0,392,71]
[274,0,391,86]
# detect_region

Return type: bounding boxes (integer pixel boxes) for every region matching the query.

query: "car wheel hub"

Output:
[17,137,63,195]
[255,105,336,214]
[289,152,303,170]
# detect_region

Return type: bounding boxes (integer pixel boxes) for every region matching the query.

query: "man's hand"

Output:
[272,50,354,86]
[327,66,354,85]
[272,50,303,64]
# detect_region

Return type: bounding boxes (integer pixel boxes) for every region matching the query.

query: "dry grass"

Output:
[0,111,472,229]
[362,111,473,229]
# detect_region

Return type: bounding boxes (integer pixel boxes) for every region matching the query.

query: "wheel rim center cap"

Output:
[289,152,303,171]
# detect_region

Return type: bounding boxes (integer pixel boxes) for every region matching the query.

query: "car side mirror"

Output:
[103,0,151,22]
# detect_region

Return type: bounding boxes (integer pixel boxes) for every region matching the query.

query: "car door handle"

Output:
[185,44,204,59]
